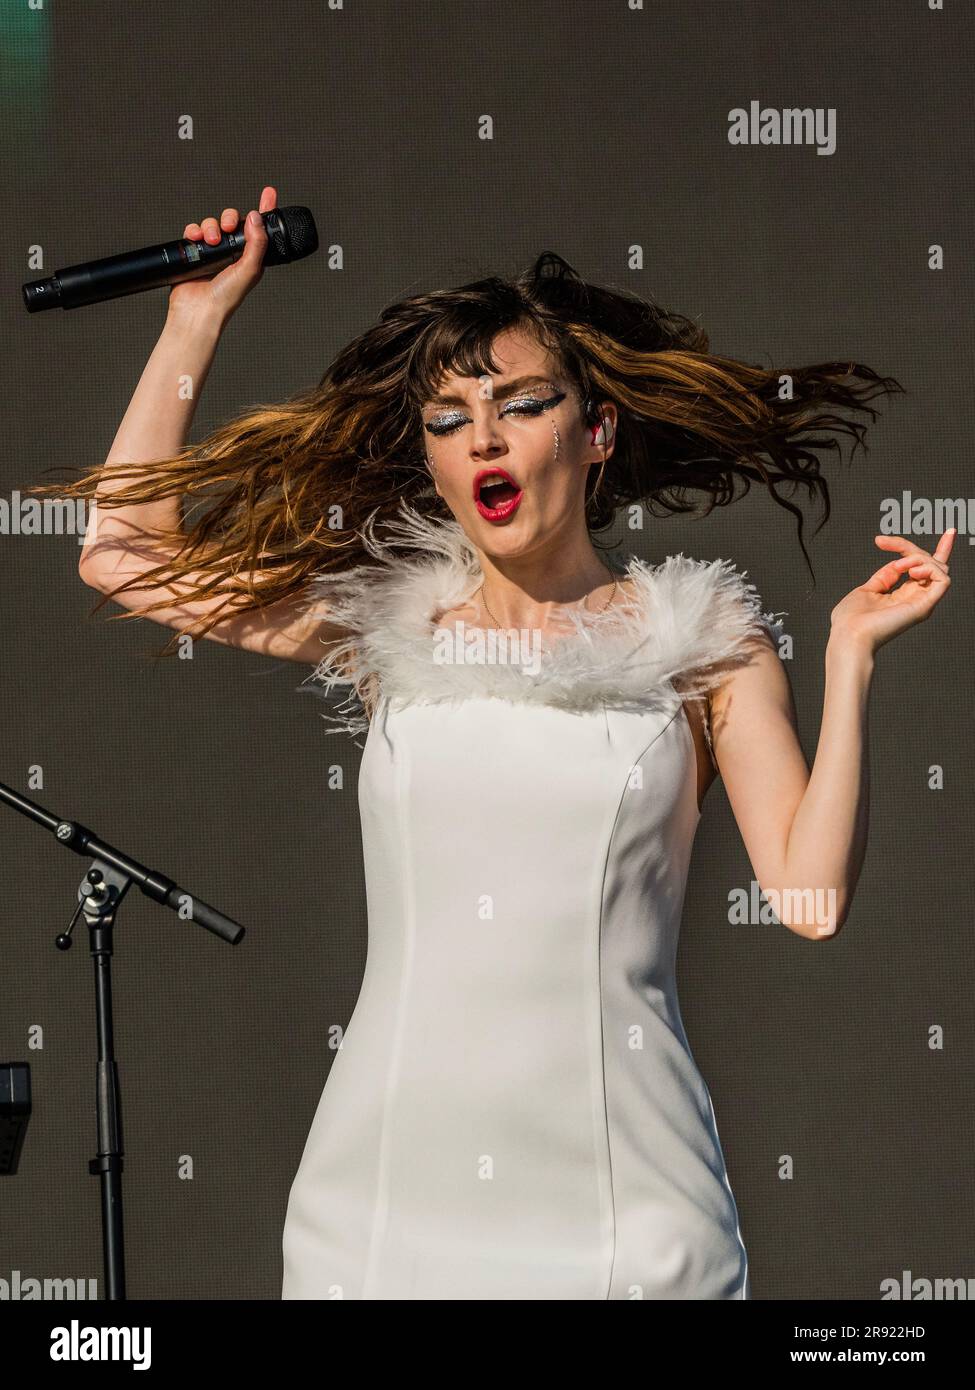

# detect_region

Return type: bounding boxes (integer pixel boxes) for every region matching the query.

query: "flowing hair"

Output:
[29,251,904,653]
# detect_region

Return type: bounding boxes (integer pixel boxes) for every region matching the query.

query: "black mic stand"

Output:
[1,779,245,1300]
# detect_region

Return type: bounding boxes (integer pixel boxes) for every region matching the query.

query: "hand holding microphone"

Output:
[22,183,318,316]
[167,184,278,328]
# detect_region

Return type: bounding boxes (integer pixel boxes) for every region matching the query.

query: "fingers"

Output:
[861,557,915,593]
[874,534,927,560]
[888,552,949,579]
[862,552,944,594]
[906,562,950,585]
[240,204,269,275]
[861,552,951,596]
[183,192,276,244]
[244,206,268,239]
[183,208,245,241]
[933,527,957,563]
[183,216,230,243]
[179,193,274,305]
[199,215,224,244]
[875,529,955,570]
[890,554,950,584]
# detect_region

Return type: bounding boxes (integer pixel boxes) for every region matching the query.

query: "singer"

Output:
[36,184,953,1300]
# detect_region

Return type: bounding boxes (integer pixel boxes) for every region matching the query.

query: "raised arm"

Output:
[78,186,344,665]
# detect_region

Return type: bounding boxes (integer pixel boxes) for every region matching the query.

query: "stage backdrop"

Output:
[2,0,972,1300]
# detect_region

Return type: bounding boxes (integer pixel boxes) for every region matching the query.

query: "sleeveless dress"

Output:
[282,502,785,1301]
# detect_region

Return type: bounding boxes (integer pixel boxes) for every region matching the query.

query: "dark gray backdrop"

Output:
[3,0,972,1300]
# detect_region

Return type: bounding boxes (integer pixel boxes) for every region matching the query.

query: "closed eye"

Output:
[424,390,566,437]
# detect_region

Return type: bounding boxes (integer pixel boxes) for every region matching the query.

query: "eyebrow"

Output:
[424,375,559,408]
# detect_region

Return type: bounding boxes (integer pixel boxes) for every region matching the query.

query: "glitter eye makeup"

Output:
[424,385,567,437]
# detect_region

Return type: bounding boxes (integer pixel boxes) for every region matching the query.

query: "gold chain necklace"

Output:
[476,574,619,630]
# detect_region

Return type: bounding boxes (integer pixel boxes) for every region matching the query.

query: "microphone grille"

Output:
[265,206,319,265]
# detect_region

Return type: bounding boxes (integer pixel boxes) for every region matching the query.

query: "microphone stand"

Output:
[1,779,245,1301]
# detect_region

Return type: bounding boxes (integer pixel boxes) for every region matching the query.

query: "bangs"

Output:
[406,308,565,408]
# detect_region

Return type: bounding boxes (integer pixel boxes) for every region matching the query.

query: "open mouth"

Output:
[473,468,524,521]
[480,478,519,506]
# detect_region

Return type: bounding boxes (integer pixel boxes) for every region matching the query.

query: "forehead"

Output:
[423,330,561,403]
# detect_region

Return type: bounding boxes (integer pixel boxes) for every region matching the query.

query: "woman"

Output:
[42,186,953,1300]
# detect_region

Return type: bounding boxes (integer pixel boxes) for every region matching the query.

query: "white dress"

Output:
[282,503,785,1300]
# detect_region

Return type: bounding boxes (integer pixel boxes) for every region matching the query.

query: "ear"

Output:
[587,401,618,460]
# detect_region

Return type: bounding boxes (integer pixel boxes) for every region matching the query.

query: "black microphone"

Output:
[22,205,318,312]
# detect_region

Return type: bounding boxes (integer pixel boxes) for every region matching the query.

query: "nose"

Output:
[469,411,507,461]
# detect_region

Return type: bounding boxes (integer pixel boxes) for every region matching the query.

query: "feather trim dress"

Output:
[282,500,786,1300]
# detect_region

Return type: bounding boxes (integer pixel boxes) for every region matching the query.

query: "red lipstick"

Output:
[473,467,524,523]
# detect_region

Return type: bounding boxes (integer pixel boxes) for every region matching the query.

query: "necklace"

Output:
[476,573,619,630]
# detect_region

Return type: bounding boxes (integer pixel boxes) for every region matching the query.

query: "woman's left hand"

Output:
[829,529,955,654]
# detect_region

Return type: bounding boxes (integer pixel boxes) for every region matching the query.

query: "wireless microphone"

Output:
[22,205,318,312]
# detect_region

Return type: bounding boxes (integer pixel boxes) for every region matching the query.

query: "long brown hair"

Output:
[29,251,904,648]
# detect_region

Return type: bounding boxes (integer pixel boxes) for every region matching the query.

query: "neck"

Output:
[474,526,616,628]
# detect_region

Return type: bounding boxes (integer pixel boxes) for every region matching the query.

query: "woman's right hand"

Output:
[167,184,277,329]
